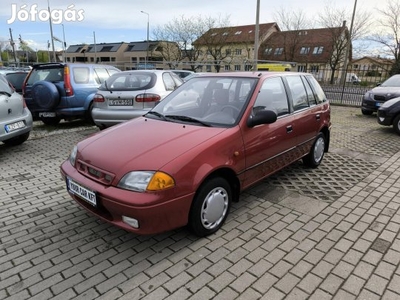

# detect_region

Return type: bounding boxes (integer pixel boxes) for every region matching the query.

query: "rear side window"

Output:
[305,75,327,104]
[163,73,177,91]
[286,75,309,111]
[73,67,90,84]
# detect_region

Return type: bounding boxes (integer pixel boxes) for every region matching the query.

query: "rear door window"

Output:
[163,73,176,91]
[286,75,309,111]
[94,67,111,84]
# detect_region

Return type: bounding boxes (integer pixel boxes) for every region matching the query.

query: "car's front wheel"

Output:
[189,177,231,237]
[393,114,400,135]
[361,108,373,116]
[303,132,326,168]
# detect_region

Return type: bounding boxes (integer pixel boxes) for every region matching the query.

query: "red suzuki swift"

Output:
[61,72,331,236]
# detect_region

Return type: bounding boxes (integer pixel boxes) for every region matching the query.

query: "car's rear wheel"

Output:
[303,132,326,168]
[189,177,231,237]
[361,108,373,116]
[85,101,95,124]
[393,114,400,135]
[2,132,30,146]
[40,116,61,126]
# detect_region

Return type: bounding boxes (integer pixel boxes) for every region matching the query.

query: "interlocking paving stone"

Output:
[1,106,400,299]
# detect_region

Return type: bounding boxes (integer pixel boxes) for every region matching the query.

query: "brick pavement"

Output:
[0,106,399,299]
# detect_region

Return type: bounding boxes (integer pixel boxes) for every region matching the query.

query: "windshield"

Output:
[149,76,257,127]
[0,74,13,94]
[381,75,400,87]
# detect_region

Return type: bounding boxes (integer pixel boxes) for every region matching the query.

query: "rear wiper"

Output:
[165,115,211,127]
[145,111,167,121]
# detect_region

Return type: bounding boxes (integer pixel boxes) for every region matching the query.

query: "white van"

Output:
[346,73,361,84]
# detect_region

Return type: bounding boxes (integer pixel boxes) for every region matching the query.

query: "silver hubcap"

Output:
[200,187,229,230]
[313,137,325,163]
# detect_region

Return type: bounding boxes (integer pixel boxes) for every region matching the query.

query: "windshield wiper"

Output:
[0,91,12,97]
[145,111,167,121]
[165,115,211,127]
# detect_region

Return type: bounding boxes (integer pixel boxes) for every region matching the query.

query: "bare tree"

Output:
[318,2,372,83]
[153,14,231,71]
[266,7,312,62]
[370,0,400,74]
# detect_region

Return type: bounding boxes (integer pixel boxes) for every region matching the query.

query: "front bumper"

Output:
[377,109,394,126]
[60,160,193,235]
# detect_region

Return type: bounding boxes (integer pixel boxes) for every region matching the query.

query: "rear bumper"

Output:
[92,108,150,128]
[0,108,33,141]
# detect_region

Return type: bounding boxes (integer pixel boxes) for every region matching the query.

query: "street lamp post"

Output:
[61,24,66,62]
[141,10,149,70]
[253,0,260,71]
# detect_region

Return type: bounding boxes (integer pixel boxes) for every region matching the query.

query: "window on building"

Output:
[300,47,311,54]
[310,65,319,73]
[235,31,242,35]
[353,64,359,69]
[274,48,283,55]
[312,46,324,54]
[226,49,231,55]
[264,48,273,55]
[206,65,212,72]
[225,65,231,71]
[298,65,306,72]
[234,65,241,71]
[235,49,242,55]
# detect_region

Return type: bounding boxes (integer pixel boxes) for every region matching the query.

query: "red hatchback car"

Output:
[61,72,331,236]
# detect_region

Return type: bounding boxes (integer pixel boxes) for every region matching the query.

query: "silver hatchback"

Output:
[91,70,183,129]
[0,74,33,146]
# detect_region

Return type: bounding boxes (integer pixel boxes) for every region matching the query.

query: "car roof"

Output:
[189,71,306,78]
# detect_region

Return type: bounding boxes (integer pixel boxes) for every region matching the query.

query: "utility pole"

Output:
[9,28,17,64]
[253,0,260,71]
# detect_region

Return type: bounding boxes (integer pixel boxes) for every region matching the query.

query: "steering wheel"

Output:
[221,105,240,114]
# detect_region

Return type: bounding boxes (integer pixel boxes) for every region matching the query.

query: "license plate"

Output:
[5,121,25,133]
[67,178,97,206]
[376,102,382,107]
[39,112,56,117]
[109,99,133,106]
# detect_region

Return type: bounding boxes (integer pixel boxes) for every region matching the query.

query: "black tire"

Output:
[393,114,400,135]
[85,101,95,125]
[189,177,231,237]
[2,132,30,146]
[40,116,61,126]
[31,81,60,109]
[361,108,373,116]
[303,132,326,168]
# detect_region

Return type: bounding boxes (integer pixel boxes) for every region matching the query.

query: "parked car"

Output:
[172,70,195,81]
[5,71,29,94]
[23,63,120,125]
[0,74,33,146]
[377,97,400,135]
[361,74,400,115]
[92,70,183,129]
[60,72,331,237]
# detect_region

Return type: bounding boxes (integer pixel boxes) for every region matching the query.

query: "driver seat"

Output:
[205,89,230,116]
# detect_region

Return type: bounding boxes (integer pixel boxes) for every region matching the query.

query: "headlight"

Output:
[69,145,78,167]
[118,171,175,192]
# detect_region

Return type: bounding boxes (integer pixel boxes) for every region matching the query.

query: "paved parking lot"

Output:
[1,106,400,300]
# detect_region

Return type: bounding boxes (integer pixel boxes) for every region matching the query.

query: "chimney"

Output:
[342,20,347,27]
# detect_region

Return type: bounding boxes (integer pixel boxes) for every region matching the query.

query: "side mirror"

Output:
[247,109,277,127]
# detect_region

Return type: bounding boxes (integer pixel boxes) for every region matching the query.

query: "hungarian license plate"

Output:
[109,99,133,106]
[67,178,97,206]
[5,121,25,133]
[39,112,56,117]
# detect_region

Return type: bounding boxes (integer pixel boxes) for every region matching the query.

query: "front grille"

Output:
[374,95,386,101]
[76,160,115,185]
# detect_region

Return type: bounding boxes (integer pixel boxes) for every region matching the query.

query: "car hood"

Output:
[370,86,400,95]
[77,117,227,175]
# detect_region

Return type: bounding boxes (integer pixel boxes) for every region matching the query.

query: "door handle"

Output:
[316,114,321,120]
[286,125,293,133]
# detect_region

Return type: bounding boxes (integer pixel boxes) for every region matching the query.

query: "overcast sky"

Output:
[0,0,381,52]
